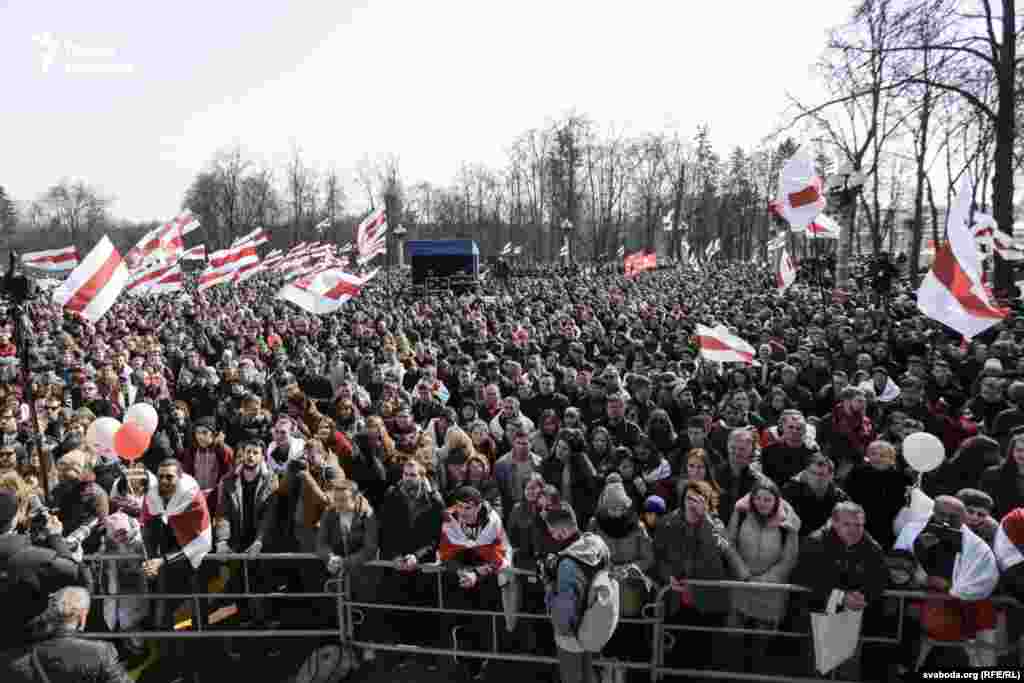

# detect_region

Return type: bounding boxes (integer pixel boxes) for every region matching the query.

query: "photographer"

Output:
[0,487,93,649]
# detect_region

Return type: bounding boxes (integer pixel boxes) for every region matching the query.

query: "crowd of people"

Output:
[1,258,1024,682]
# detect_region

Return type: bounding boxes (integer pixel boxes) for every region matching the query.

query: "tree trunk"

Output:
[992,0,1016,293]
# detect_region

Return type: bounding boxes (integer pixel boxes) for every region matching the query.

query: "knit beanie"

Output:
[957,488,994,512]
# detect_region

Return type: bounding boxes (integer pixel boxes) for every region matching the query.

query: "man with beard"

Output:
[439,486,510,680]
[140,459,213,668]
[215,440,279,652]
[376,461,445,654]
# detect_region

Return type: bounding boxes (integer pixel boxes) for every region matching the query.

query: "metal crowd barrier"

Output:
[80,552,1024,682]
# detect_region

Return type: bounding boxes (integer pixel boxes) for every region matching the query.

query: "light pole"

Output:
[561,218,573,266]
[393,223,407,286]
[826,164,867,289]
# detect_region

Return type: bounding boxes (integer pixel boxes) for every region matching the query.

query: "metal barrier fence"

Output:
[80,552,1024,682]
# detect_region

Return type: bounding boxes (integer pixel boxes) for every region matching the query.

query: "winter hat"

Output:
[598,473,632,511]
[194,416,217,432]
[957,488,994,512]
[643,495,666,514]
[983,358,1004,375]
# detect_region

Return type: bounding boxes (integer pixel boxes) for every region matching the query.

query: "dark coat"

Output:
[0,627,131,683]
[980,459,1024,521]
[792,524,888,612]
[214,469,279,551]
[653,509,743,616]
[376,484,444,563]
[0,533,91,650]
[780,474,851,541]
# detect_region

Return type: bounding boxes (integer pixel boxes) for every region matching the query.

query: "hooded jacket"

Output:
[727,493,801,622]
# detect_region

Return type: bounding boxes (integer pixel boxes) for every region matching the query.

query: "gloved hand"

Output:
[245,539,263,555]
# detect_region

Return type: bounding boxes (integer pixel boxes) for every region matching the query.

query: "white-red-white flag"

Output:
[22,245,79,271]
[140,471,211,569]
[148,264,184,295]
[805,213,841,239]
[232,227,269,248]
[277,268,373,315]
[775,246,796,292]
[356,208,387,254]
[126,211,195,270]
[695,323,756,364]
[197,243,259,291]
[126,260,179,296]
[51,236,131,322]
[918,177,1007,339]
[181,244,207,261]
[775,147,826,230]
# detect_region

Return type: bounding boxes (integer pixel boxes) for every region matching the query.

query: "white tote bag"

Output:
[811,590,863,675]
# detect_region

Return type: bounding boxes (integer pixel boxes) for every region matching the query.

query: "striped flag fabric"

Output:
[126,260,179,296]
[277,267,373,315]
[918,177,1007,339]
[766,232,787,253]
[775,247,796,292]
[775,147,826,229]
[356,208,387,254]
[695,324,756,364]
[140,471,211,569]
[22,245,79,271]
[315,217,331,233]
[51,236,131,322]
[232,227,269,248]
[197,243,259,291]
[357,235,386,264]
[126,211,196,271]
[339,242,353,254]
[148,263,184,295]
[181,244,206,261]
[805,214,841,239]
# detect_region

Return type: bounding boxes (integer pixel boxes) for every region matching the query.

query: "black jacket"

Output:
[0,533,92,650]
[215,469,278,551]
[792,524,888,612]
[376,484,444,563]
[0,626,130,683]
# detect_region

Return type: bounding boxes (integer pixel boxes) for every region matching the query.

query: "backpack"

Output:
[560,543,620,652]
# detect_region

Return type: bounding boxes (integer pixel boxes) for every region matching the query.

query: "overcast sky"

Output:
[1,0,855,222]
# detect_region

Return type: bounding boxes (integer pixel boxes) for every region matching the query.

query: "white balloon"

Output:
[85,417,122,456]
[903,432,945,473]
[124,402,159,436]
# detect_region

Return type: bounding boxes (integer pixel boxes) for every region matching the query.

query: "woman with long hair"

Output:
[332,397,365,439]
[530,409,561,461]
[675,448,722,517]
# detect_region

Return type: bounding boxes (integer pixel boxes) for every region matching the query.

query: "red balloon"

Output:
[114,422,151,462]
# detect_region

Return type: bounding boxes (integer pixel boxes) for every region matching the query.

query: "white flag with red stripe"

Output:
[775,246,796,292]
[126,260,179,296]
[695,324,756,364]
[277,268,373,315]
[805,213,841,239]
[22,245,79,271]
[918,177,1007,339]
[126,211,195,271]
[148,263,184,295]
[181,244,207,261]
[197,243,258,291]
[140,471,211,569]
[356,208,387,259]
[232,227,269,248]
[775,147,826,229]
[51,236,131,322]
